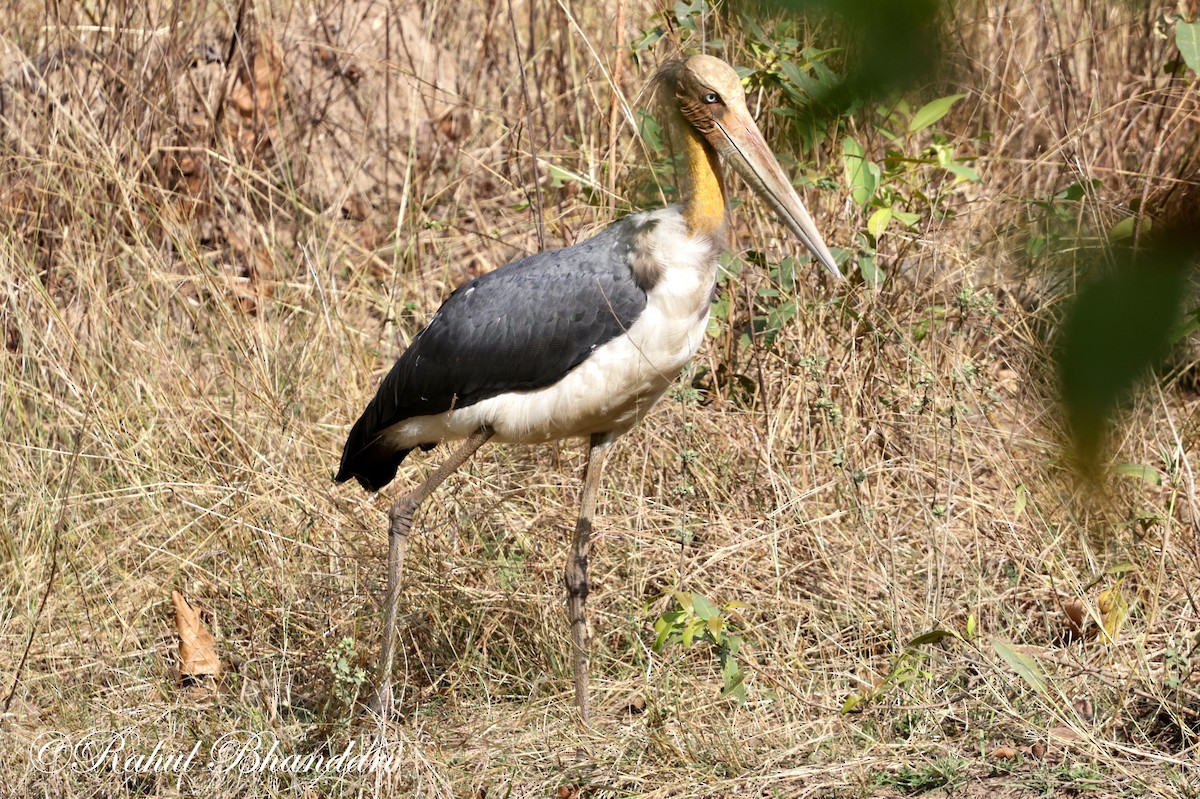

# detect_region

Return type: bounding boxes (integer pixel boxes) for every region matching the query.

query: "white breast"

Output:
[382,207,720,449]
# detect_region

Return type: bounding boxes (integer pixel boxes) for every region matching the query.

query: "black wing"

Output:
[337,216,653,490]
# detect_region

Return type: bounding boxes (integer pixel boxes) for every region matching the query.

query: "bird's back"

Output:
[337,215,661,491]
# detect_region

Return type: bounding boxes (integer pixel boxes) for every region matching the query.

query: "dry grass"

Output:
[1,0,1198,797]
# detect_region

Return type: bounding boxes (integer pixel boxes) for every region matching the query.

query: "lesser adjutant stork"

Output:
[338,54,841,723]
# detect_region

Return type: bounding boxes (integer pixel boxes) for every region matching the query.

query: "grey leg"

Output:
[565,434,609,726]
[370,427,493,716]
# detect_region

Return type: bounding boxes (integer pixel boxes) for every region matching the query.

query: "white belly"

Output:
[379,208,718,450]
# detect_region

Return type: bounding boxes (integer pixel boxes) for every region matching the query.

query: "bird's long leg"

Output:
[565,434,609,726]
[370,427,494,716]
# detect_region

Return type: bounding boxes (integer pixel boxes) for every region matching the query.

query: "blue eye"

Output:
[702,92,719,104]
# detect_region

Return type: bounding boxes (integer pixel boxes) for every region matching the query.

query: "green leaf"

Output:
[991,638,1048,694]
[908,93,967,132]
[767,300,798,331]
[858,251,884,287]
[1172,308,1200,344]
[943,161,981,183]
[1026,234,1049,258]
[1014,482,1027,518]
[840,693,862,713]
[1108,216,1137,241]
[720,657,746,702]
[1111,463,1163,485]
[906,628,957,647]
[1177,20,1200,75]
[1055,179,1102,201]
[842,137,879,207]
[1105,560,1139,576]
[893,210,922,228]
[680,619,697,648]
[653,617,672,651]
[690,592,719,621]
[1057,241,1189,471]
[867,207,893,238]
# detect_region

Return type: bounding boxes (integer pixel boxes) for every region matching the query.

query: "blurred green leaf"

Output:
[1173,308,1200,343]
[991,638,1048,694]
[681,619,697,648]
[1013,482,1028,518]
[867,207,892,238]
[943,162,981,183]
[842,137,879,206]
[690,592,719,621]
[908,93,967,132]
[1111,463,1163,485]
[762,0,943,107]
[1177,20,1200,75]
[1105,560,1139,576]
[657,611,676,652]
[907,628,957,647]
[1056,179,1102,201]
[1108,216,1138,241]
[1057,237,1191,473]
[858,251,884,286]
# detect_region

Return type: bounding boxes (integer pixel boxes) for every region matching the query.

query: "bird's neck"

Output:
[676,122,728,241]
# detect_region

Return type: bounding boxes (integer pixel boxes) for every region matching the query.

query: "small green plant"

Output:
[1162,636,1197,695]
[653,591,748,703]
[842,628,960,713]
[324,637,368,708]
[873,755,968,793]
[1023,178,1103,262]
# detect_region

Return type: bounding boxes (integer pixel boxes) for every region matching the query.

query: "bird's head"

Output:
[656,55,841,280]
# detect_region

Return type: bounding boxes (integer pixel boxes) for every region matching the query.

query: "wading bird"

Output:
[337,54,841,723]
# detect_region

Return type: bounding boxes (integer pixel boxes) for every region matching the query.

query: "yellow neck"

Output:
[677,124,727,238]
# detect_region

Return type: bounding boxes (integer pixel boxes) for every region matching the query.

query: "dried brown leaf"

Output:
[172,590,220,683]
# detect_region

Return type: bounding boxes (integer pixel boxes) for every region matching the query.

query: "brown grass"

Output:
[1,0,1198,797]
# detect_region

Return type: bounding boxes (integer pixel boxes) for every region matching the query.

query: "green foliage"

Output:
[1111,462,1164,486]
[839,94,978,284]
[841,627,960,712]
[1174,18,1200,75]
[1023,178,1101,261]
[761,0,945,108]
[323,637,368,709]
[906,93,965,132]
[653,591,748,703]
[871,755,968,794]
[699,252,797,401]
[738,20,844,152]
[631,0,722,64]
[1161,638,1197,694]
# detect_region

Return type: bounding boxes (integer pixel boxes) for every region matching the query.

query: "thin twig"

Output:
[505,0,546,250]
[3,427,87,714]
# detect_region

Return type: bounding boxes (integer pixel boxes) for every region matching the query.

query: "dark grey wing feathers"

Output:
[336,216,653,490]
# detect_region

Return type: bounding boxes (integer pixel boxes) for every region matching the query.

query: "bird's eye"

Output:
[702,92,719,104]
